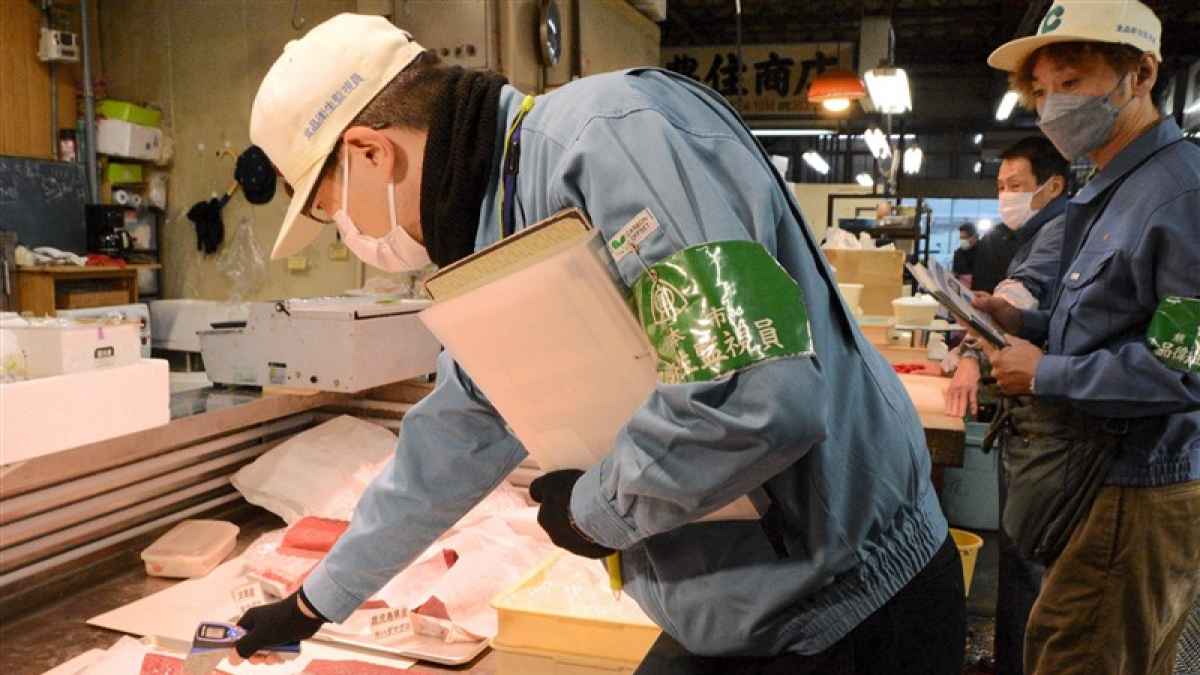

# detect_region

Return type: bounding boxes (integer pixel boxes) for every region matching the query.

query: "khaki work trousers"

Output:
[1025,481,1200,675]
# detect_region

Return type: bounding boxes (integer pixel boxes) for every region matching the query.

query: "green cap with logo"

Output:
[988,0,1162,73]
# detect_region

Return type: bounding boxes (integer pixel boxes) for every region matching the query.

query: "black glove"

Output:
[529,469,615,559]
[234,589,326,658]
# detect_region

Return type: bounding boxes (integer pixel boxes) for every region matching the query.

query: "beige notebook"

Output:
[420,209,767,521]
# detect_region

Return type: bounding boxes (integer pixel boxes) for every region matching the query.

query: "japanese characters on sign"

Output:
[662,43,856,115]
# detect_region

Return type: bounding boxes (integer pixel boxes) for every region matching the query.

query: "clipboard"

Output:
[906,261,1008,348]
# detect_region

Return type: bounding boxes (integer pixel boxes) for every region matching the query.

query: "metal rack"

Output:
[825,193,934,294]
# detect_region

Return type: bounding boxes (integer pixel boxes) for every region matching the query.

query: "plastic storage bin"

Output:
[105,162,143,185]
[141,519,239,578]
[6,321,141,378]
[939,422,1000,531]
[97,99,162,127]
[491,554,661,674]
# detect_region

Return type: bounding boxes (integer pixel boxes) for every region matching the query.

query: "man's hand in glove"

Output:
[530,470,615,559]
[230,589,326,664]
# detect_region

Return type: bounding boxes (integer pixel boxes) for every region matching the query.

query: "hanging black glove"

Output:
[234,589,326,658]
[529,469,615,559]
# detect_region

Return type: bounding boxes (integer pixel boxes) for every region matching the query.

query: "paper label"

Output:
[1147,296,1200,373]
[368,607,413,643]
[231,581,265,615]
[608,209,661,262]
[268,362,287,386]
[631,240,814,384]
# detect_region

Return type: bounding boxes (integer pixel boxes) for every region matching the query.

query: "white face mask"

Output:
[998,181,1050,231]
[332,146,431,272]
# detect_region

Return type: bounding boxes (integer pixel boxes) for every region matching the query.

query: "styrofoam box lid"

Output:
[141,520,239,561]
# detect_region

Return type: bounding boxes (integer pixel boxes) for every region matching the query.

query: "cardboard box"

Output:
[96,119,162,161]
[824,248,906,315]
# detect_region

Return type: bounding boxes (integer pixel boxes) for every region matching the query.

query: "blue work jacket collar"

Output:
[1073,117,1185,205]
[1018,193,1068,246]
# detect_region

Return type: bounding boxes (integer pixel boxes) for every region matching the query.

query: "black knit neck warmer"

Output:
[420,67,508,268]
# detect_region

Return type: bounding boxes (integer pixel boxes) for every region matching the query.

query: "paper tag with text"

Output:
[231,581,266,615]
[608,209,661,262]
[369,607,414,644]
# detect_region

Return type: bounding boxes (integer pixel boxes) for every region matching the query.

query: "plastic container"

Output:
[105,161,144,185]
[951,528,984,596]
[6,321,141,378]
[892,295,939,326]
[141,520,239,578]
[491,554,661,674]
[97,99,162,127]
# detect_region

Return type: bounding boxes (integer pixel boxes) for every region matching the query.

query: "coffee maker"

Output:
[86,205,135,257]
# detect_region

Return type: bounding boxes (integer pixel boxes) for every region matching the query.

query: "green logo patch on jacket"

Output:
[1147,296,1200,373]
[631,241,813,384]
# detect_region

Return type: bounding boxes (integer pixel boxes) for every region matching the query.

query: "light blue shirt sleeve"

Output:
[302,351,528,621]
[1034,190,1200,418]
[548,109,830,550]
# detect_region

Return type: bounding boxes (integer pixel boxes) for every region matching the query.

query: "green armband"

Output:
[630,241,814,385]
[1147,296,1200,373]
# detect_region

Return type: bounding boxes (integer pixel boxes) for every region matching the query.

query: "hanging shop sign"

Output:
[662,42,856,116]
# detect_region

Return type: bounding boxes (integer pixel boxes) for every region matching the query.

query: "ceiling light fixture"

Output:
[974,133,984,145]
[995,91,1020,121]
[801,151,831,175]
[807,68,867,113]
[750,129,836,137]
[903,146,923,175]
[855,172,875,188]
[864,66,912,114]
[863,127,891,160]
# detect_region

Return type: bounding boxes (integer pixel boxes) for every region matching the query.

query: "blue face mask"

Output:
[1037,74,1132,161]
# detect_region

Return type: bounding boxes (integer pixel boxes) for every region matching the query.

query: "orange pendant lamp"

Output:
[807,68,867,112]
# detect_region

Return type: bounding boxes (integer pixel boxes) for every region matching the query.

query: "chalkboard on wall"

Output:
[0,155,88,253]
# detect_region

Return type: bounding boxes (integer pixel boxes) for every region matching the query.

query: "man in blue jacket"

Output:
[982,1,1200,673]
[233,14,965,673]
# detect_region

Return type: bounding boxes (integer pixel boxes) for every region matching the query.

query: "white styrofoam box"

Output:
[141,519,239,578]
[893,295,939,326]
[0,359,169,464]
[58,303,152,358]
[940,442,1000,531]
[8,321,141,378]
[96,118,162,161]
[149,300,249,353]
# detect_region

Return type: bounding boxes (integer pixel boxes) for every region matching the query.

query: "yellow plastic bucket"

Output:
[950,528,984,596]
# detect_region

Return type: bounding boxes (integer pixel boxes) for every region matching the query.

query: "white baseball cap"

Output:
[988,0,1162,73]
[250,14,424,259]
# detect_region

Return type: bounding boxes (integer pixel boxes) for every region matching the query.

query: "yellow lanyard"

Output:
[497,95,536,239]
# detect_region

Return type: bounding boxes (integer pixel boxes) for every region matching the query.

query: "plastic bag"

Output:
[822,226,860,250]
[231,415,396,524]
[216,217,268,303]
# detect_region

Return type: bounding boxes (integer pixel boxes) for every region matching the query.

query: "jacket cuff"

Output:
[302,561,365,624]
[1034,354,1071,398]
[1018,309,1050,344]
[569,462,639,551]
